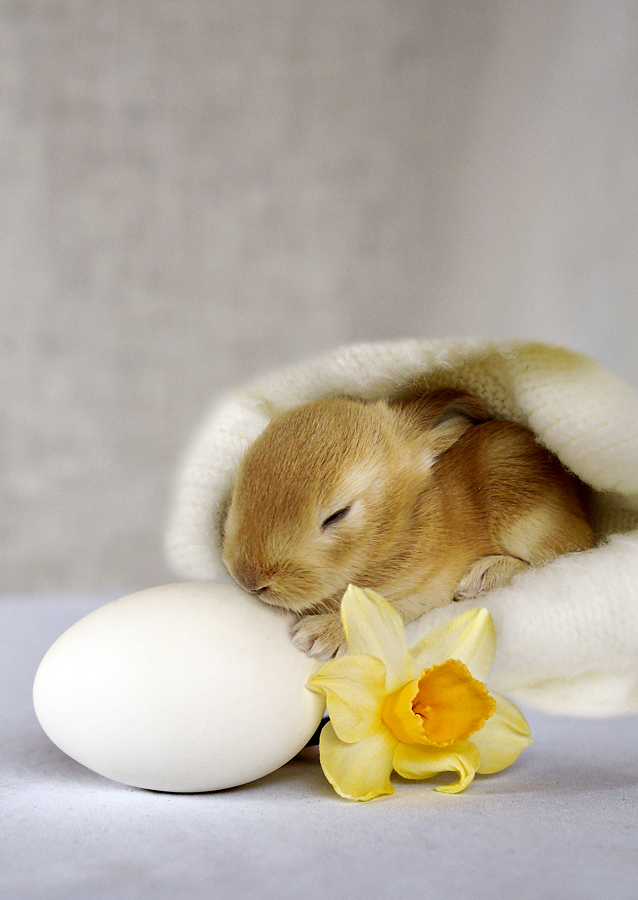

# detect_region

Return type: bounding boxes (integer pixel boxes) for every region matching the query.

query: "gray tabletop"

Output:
[2,595,637,900]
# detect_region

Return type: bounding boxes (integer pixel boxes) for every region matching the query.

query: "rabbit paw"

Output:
[291,612,346,660]
[455,554,530,599]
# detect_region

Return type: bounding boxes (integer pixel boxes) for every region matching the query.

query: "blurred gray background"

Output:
[2,0,637,597]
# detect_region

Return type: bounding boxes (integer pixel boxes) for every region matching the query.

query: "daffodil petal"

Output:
[408,608,496,683]
[307,654,386,742]
[393,740,481,794]
[473,691,533,774]
[340,585,411,692]
[319,721,397,801]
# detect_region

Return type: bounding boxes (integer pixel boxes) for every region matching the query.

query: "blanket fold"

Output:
[166,339,638,716]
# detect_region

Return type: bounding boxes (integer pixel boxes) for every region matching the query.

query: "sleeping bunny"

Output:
[221,388,594,659]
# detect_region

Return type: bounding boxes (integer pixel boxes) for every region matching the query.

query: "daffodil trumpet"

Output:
[307,585,532,801]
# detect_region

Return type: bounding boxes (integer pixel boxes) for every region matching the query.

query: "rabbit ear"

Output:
[427,391,491,460]
[430,389,490,426]
[392,389,491,466]
[425,412,479,460]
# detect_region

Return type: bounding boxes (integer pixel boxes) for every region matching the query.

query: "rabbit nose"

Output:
[242,573,268,593]
[229,563,270,596]
[241,571,269,594]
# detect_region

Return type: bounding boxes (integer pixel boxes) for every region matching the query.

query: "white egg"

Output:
[33,582,325,792]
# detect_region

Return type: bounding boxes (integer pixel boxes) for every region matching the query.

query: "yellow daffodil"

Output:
[307,585,532,801]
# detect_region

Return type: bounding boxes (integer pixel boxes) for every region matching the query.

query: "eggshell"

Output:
[33,582,325,792]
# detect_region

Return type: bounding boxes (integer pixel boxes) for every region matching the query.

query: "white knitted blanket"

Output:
[166,339,638,716]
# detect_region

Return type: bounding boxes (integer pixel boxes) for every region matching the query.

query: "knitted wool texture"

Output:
[166,339,638,715]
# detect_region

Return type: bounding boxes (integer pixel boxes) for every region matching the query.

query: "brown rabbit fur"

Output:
[222,388,594,659]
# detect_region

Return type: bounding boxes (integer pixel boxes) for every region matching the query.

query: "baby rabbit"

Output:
[222,388,594,659]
